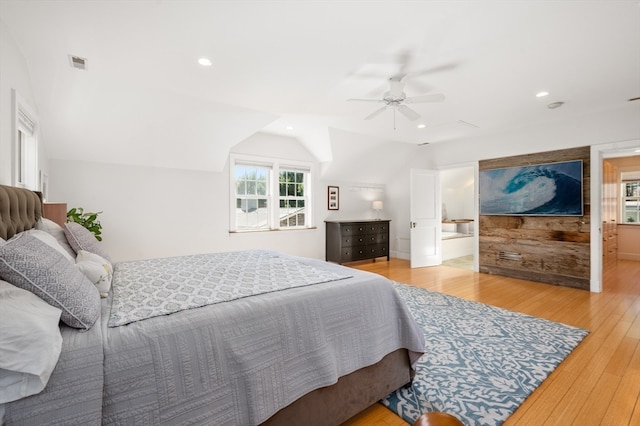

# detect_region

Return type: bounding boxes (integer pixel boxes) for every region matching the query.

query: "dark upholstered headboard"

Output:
[0,185,43,240]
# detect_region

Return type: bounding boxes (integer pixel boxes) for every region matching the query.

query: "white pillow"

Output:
[76,250,113,297]
[0,280,63,404]
[35,218,76,259]
[24,229,75,263]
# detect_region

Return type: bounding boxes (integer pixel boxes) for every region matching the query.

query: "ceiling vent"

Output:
[69,55,88,70]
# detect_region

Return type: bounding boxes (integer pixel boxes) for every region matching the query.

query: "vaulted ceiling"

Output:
[1,1,639,172]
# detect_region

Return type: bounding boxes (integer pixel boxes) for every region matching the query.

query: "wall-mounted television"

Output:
[479,159,583,216]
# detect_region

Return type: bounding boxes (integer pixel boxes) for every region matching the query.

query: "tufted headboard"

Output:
[0,184,43,240]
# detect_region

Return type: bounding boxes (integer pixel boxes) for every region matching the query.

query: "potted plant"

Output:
[67,207,103,241]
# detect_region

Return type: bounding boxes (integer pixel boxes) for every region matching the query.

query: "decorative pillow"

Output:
[24,229,75,263]
[35,218,76,259]
[0,280,63,403]
[64,222,111,261]
[76,250,113,297]
[0,233,100,331]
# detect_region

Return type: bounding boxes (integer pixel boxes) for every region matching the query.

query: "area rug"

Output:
[382,283,589,426]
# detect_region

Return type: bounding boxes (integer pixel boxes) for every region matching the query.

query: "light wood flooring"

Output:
[342,258,640,426]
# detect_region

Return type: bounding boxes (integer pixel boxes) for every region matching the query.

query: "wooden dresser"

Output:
[325,220,390,264]
[43,202,68,227]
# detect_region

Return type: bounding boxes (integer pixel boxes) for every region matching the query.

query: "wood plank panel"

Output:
[478,146,591,289]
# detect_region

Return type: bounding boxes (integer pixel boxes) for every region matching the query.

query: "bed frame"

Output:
[0,184,413,425]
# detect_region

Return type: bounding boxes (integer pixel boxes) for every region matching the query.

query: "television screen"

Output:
[479,160,583,216]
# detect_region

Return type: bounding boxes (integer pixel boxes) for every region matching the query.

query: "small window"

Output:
[279,169,307,228]
[235,164,270,230]
[622,181,640,224]
[13,90,39,190]
[230,154,313,232]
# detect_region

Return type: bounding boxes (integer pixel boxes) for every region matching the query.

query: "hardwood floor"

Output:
[342,258,640,426]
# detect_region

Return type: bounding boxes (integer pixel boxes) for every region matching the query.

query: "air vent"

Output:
[69,55,88,70]
[498,251,522,261]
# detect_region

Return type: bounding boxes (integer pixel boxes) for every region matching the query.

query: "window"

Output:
[622,181,640,224]
[13,90,39,190]
[279,169,307,228]
[235,164,269,230]
[230,154,312,232]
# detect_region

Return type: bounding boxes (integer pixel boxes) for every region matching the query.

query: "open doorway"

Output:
[602,155,640,291]
[440,165,476,271]
[591,140,640,292]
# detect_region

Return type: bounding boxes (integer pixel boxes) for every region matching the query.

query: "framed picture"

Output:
[479,159,583,216]
[328,186,339,210]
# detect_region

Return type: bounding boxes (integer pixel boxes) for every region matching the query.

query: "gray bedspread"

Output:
[109,250,353,327]
[1,311,104,425]
[2,251,425,426]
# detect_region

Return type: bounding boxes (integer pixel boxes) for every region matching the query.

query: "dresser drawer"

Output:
[365,244,388,258]
[341,235,367,247]
[340,224,366,236]
[365,223,388,234]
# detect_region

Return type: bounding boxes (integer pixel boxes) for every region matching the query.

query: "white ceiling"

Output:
[1,1,639,171]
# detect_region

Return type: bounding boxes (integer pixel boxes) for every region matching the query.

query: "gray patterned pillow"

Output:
[64,222,111,261]
[0,233,100,330]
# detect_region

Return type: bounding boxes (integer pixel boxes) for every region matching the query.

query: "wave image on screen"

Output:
[480,160,583,216]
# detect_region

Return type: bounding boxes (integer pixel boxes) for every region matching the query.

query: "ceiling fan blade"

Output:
[408,62,458,78]
[396,105,420,121]
[347,98,384,103]
[405,93,445,104]
[365,106,388,120]
[391,49,413,80]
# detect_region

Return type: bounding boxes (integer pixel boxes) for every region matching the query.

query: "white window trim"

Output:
[229,153,314,232]
[621,180,640,225]
[12,89,39,190]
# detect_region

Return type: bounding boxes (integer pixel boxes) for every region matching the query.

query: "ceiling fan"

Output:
[348,76,445,124]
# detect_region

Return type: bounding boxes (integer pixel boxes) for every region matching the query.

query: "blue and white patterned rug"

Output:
[382,283,589,426]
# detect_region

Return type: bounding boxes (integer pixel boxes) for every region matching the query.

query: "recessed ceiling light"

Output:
[286,126,294,130]
[536,91,549,98]
[198,58,212,66]
[417,124,426,129]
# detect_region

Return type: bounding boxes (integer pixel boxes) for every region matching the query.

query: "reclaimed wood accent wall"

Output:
[479,146,591,290]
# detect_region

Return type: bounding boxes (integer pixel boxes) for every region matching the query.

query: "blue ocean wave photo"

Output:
[480,160,583,216]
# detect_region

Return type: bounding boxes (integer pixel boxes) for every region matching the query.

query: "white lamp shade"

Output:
[372,200,383,211]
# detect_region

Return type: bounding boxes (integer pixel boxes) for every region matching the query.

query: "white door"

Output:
[410,168,442,268]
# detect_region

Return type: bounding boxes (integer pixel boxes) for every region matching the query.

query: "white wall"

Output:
[49,132,391,262]
[441,167,474,221]
[422,105,640,168]
[0,20,47,186]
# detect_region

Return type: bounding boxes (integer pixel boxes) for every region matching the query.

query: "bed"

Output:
[0,184,425,426]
